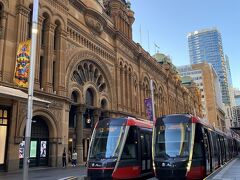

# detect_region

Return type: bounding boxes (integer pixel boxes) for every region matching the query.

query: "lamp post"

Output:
[23,0,39,179]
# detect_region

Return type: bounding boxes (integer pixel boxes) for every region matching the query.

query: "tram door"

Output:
[140,129,152,174]
[202,128,212,175]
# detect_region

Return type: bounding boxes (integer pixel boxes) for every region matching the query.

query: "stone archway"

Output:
[18,109,58,168]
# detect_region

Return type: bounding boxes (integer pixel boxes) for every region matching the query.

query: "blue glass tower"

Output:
[187,28,230,105]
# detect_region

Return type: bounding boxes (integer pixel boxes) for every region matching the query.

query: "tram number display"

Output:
[99,127,118,133]
[159,124,181,131]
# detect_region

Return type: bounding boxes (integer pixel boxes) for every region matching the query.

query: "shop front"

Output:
[0,107,9,171]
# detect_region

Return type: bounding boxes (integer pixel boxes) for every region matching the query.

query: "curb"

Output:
[204,157,237,180]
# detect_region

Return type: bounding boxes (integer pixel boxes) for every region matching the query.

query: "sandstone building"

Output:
[178,63,226,131]
[0,0,201,171]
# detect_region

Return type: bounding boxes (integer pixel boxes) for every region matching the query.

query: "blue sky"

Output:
[131,0,240,89]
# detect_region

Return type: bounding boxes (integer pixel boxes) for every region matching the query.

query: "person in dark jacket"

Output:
[62,148,67,168]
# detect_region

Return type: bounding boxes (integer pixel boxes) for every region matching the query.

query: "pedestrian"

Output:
[62,148,67,168]
[72,149,77,167]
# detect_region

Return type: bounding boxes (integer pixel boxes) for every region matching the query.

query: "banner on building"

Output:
[14,40,31,87]
[144,98,153,121]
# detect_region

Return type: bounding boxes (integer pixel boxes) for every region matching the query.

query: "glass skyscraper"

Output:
[187,28,230,105]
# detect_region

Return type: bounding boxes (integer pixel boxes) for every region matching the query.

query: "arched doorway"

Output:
[19,116,49,167]
[68,91,78,164]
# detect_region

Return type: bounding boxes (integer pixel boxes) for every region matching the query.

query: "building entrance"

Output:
[19,116,49,167]
[0,107,9,171]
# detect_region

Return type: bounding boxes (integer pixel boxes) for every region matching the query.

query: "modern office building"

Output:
[187,28,231,105]
[178,63,226,131]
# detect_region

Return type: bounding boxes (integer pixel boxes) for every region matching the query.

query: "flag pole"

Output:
[23,0,39,179]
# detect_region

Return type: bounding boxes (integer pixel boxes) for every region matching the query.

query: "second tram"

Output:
[87,117,153,179]
[153,114,240,180]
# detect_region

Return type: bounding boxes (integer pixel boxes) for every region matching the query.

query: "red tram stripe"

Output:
[126,119,152,128]
[112,166,141,179]
[186,166,205,180]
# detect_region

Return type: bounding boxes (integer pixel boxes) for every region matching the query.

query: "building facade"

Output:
[233,106,240,127]
[187,28,231,105]
[234,89,240,106]
[177,65,207,118]
[178,63,226,131]
[0,0,202,171]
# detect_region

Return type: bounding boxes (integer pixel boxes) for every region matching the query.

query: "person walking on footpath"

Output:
[72,149,77,167]
[62,148,67,168]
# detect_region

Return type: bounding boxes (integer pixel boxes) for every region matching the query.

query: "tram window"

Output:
[192,125,203,159]
[211,132,218,157]
[224,138,229,159]
[145,133,151,158]
[121,127,137,160]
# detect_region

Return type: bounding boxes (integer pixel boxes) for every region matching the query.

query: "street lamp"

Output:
[23,0,39,180]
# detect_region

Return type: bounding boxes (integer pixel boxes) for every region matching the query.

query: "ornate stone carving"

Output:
[66,42,78,56]
[84,14,103,35]
[45,0,68,15]
[72,60,108,93]
[118,41,134,59]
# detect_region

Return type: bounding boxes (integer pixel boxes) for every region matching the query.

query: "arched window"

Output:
[31,117,49,138]
[53,21,61,92]
[27,4,33,38]
[86,89,94,107]
[54,21,60,50]
[101,99,107,110]
[69,91,78,128]
[39,56,43,89]
[41,13,49,47]
[71,91,78,103]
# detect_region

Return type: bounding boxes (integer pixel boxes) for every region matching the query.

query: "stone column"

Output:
[43,23,56,93]
[34,16,43,89]
[125,70,128,111]
[129,74,133,112]
[75,104,86,165]
[117,66,122,110]
[16,5,30,43]
[123,69,128,111]
[139,82,143,116]
[121,68,124,110]
[57,29,67,96]
[0,12,7,80]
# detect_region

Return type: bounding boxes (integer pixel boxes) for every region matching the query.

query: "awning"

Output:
[0,85,51,104]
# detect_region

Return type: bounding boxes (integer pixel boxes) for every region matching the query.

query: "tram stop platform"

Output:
[205,156,240,180]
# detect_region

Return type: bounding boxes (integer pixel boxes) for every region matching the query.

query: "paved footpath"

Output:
[0,165,87,180]
[206,156,240,180]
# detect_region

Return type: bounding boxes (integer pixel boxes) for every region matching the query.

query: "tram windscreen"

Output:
[155,122,191,158]
[89,124,126,159]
